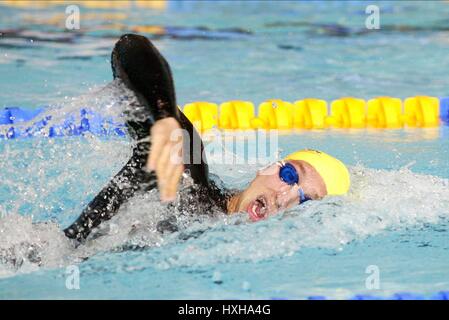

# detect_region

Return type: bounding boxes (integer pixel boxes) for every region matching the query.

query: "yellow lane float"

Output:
[182,96,445,131]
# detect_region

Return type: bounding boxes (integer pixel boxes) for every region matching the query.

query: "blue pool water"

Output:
[1,1,449,299]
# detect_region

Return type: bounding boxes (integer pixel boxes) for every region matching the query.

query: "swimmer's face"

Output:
[231,160,327,221]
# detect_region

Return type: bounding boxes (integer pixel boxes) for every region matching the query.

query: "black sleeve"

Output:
[111,34,210,186]
[64,142,155,241]
[64,34,213,242]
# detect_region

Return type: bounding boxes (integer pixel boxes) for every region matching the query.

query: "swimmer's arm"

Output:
[64,144,155,241]
[113,34,208,202]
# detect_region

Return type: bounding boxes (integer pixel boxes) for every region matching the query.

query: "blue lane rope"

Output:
[1,96,449,139]
[0,107,126,139]
[272,290,449,300]
[346,291,449,300]
[440,97,449,123]
[269,290,449,300]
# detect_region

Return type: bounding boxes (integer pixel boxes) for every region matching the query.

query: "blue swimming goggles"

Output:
[277,161,311,204]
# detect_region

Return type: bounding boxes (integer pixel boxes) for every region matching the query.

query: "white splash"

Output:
[1,163,448,277]
[117,164,449,269]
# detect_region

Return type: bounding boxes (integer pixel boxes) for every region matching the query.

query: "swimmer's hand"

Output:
[147,117,184,202]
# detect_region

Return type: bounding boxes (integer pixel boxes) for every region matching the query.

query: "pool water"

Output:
[1,0,449,299]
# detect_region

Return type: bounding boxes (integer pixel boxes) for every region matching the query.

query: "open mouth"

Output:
[247,195,268,222]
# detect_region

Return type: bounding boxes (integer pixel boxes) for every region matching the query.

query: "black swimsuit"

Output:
[64,34,230,242]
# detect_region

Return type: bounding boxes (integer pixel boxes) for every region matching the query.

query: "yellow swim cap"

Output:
[285,149,350,195]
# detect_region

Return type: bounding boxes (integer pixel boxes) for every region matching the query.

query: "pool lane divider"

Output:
[0,0,167,10]
[1,96,449,139]
[185,96,448,132]
[306,290,449,300]
[0,107,126,139]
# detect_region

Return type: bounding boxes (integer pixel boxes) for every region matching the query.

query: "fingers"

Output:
[156,142,184,202]
[156,144,171,193]
[163,142,183,185]
[147,132,166,171]
[163,164,184,202]
[160,148,181,201]
[145,117,185,203]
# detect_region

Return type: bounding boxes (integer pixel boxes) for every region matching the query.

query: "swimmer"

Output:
[64,34,350,242]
